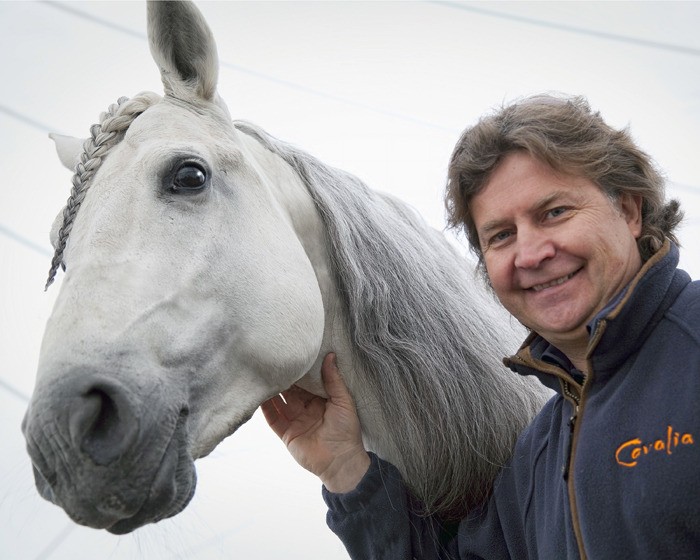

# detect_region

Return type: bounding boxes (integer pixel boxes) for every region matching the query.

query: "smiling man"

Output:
[262,94,700,559]
[470,151,644,371]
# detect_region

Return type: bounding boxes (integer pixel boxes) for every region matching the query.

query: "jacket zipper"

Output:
[561,380,580,481]
[561,377,588,560]
[507,353,589,557]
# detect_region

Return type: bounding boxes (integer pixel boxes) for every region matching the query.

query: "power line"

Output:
[14,0,700,201]
[0,223,52,258]
[432,1,700,57]
[0,378,29,403]
[0,104,55,134]
[4,112,698,204]
[40,0,146,41]
[2,1,700,265]
[2,2,700,206]
[36,1,700,138]
[670,181,700,196]
[47,0,700,58]
[40,1,459,134]
[219,60,459,133]
[0,106,64,277]
[32,524,76,560]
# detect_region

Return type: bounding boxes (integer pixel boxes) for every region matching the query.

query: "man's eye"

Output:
[546,207,567,219]
[490,231,512,246]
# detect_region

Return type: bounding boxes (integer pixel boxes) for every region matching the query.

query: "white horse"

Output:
[22,0,548,536]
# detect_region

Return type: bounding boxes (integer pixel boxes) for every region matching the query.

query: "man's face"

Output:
[471,151,643,353]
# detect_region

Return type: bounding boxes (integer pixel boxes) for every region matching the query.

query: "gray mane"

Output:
[235,121,548,519]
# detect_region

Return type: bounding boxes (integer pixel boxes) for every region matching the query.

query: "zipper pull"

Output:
[562,410,578,481]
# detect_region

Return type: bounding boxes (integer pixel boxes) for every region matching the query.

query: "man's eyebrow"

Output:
[476,191,572,238]
[532,192,566,213]
[478,219,509,239]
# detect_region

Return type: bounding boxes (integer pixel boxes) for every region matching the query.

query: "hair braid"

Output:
[45,92,161,290]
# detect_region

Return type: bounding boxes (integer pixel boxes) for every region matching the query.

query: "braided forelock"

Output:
[45,92,162,290]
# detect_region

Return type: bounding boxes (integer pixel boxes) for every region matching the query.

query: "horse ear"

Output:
[147,0,219,102]
[49,133,85,171]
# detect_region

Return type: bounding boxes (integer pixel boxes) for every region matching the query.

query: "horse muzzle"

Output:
[22,368,196,534]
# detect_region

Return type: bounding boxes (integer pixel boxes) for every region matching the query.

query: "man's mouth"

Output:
[530,270,578,292]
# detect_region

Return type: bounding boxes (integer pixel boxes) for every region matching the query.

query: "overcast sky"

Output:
[2,2,699,559]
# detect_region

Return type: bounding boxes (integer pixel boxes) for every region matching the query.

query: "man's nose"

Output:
[513,228,555,269]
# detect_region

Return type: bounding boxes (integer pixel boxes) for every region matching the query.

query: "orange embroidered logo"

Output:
[615,425,695,468]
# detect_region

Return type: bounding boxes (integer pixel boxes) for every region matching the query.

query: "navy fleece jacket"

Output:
[323,242,700,559]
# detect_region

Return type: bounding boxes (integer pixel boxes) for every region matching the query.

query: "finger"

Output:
[321,353,353,403]
[260,395,283,424]
[260,396,290,439]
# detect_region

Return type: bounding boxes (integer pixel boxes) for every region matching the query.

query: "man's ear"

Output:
[619,193,643,238]
[49,133,85,171]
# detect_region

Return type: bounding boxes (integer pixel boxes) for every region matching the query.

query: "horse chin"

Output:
[106,454,197,535]
[106,418,197,535]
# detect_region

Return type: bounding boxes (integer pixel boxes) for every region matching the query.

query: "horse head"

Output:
[22,0,335,533]
[23,0,549,538]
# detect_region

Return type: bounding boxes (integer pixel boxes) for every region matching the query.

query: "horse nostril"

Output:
[83,389,119,459]
[70,386,139,466]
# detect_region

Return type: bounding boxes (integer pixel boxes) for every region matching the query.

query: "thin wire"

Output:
[1,0,699,268]
[669,181,700,197]
[31,523,76,560]
[40,0,146,41]
[431,1,700,57]
[46,0,700,58]
[0,104,56,134]
[41,0,459,134]
[0,223,52,258]
[0,378,30,403]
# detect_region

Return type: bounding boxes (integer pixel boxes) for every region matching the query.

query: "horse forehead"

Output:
[128,100,233,145]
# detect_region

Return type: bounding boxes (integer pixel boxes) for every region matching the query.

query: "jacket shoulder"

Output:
[666,278,700,341]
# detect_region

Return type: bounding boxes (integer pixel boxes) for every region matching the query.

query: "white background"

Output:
[1,1,699,559]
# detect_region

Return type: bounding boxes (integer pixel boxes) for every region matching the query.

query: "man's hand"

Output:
[261,353,370,493]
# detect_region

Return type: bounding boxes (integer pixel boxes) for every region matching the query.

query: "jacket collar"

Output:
[506,240,690,385]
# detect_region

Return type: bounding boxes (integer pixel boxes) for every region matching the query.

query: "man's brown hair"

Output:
[446,94,682,270]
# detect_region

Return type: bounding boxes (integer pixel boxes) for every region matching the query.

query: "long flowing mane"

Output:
[236,121,548,518]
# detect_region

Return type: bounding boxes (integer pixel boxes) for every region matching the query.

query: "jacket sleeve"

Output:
[323,452,468,560]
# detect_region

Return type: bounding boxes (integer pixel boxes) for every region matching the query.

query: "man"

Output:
[261,94,700,559]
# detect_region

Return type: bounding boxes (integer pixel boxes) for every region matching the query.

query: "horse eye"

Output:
[172,164,208,193]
